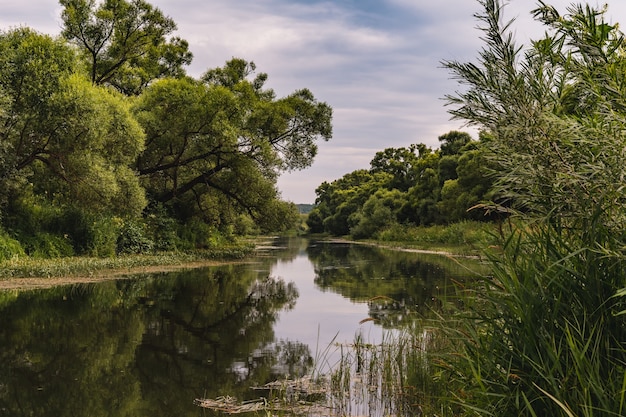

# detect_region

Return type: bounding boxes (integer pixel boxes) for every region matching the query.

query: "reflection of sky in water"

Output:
[270,252,388,370]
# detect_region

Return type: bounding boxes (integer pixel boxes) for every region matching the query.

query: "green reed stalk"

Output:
[441,222,626,416]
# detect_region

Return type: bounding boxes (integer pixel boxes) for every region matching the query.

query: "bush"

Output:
[144,203,181,251]
[0,232,25,261]
[376,221,496,250]
[178,218,213,249]
[116,220,154,255]
[87,216,122,257]
[22,232,75,258]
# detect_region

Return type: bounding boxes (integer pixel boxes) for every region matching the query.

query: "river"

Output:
[0,237,484,416]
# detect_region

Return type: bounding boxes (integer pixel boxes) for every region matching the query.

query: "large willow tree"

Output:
[442,1,626,415]
[0,28,146,217]
[60,0,193,95]
[133,58,332,232]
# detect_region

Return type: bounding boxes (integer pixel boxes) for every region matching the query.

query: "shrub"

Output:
[22,232,75,258]
[116,220,154,254]
[87,216,122,257]
[0,232,25,261]
[144,203,181,251]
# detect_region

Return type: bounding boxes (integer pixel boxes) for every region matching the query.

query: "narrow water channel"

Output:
[0,237,482,416]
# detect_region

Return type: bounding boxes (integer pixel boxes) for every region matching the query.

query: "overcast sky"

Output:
[1,0,623,203]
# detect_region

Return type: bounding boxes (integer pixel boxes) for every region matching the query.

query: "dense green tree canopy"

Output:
[134,58,331,226]
[307,134,493,237]
[60,0,193,94]
[0,1,332,256]
[0,28,146,217]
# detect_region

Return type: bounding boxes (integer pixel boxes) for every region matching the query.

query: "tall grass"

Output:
[375,220,498,254]
[441,222,626,416]
[324,327,460,417]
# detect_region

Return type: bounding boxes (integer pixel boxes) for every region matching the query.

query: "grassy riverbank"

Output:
[338,220,501,257]
[0,243,254,289]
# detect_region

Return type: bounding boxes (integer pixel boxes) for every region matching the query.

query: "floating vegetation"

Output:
[194,396,267,414]
[195,327,449,416]
[195,376,332,415]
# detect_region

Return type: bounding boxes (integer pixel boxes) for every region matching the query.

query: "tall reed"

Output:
[441,222,626,416]
[326,327,461,417]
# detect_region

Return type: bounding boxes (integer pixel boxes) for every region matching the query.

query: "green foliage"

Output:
[0,27,76,207]
[144,203,181,252]
[444,225,626,416]
[116,220,154,255]
[177,218,216,250]
[376,221,496,252]
[311,170,393,236]
[441,1,626,414]
[308,135,494,237]
[60,0,192,94]
[0,231,24,261]
[44,73,147,215]
[0,28,147,219]
[22,233,75,259]
[134,59,331,234]
[351,189,404,239]
[87,216,123,257]
[232,213,261,236]
[256,200,301,234]
[0,5,331,260]
[438,130,472,156]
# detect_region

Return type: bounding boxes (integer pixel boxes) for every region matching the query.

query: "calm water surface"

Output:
[0,237,482,416]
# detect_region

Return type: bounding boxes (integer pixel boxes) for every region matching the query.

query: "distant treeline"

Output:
[307,131,497,238]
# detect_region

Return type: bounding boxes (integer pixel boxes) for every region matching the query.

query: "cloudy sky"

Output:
[1,0,623,203]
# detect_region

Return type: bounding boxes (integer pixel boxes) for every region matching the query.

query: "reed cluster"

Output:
[439,222,626,416]
[322,328,459,417]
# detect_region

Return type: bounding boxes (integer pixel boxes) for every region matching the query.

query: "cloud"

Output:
[3,0,626,203]
[0,0,63,33]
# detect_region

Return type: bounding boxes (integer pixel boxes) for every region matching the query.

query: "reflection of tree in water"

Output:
[254,236,308,264]
[0,261,305,417]
[263,339,313,379]
[0,281,145,417]
[132,265,301,413]
[308,241,481,326]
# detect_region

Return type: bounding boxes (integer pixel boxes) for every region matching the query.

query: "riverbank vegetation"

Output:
[437,1,626,415]
[306,130,497,239]
[0,244,253,285]
[308,0,626,415]
[0,0,331,262]
[4,0,626,416]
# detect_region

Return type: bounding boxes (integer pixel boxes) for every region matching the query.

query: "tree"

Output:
[0,28,74,206]
[308,170,392,236]
[351,189,405,239]
[369,145,423,192]
[438,130,472,156]
[398,151,441,225]
[133,58,332,228]
[60,0,192,94]
[0,28,146,217]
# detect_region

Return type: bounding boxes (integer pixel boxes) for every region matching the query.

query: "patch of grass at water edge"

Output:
[195,325,463,417]
[373,221,499,255]
[0,244,254,279]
